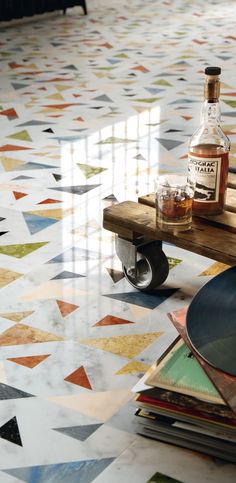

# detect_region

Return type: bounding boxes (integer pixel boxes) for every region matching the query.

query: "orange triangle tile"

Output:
[72,94,81,98]
[94,315,134,327]
[56,300,79,317]
[0,145,32,152]
[0,108,18,118]
[65,366,92,389]
[0,324,64,346]
[74,117,85,122]
[181,115,192,121]
[37,198,61,205]
[179,154,188,159]
[8,62,23,69]
[13,191,28,200]
[7,354,50,368]
[43,103,80,110]
[132,65,150,73]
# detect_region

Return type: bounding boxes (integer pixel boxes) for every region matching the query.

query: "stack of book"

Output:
[132,307,236,463]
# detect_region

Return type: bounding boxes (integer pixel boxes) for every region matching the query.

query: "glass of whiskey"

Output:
[156,174,195,233]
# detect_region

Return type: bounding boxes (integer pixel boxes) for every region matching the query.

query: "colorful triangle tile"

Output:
[93,315,134,327]
[49,184,101,195]
[116,361,150,375]
[3,458,114,482]
[0,268,22,288]
[7,130,32,142]
[13,191,28,200]
[77,163,107,179]
[0,242,48,258]
[0,311,34,322]
[7,354,50,368]
[37,198,61,205]
[79,332,163,358]
[51,271,84,280]
[0,324,64,346]
[0,416,23,446]
[56,300,79,317]
[103,288,179,309]
[64,366,92,389]
[23,213,58,234]
[53,424,102,441]
[0,382,34,400]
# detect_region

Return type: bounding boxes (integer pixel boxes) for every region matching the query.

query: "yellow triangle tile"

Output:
[27,207,75,220]
[132,105,149,113]
[1,157,25,171]
[54,84,71,92]
[0,323,64,346]
[79,332,163,358]
[48,389,133,421]
[116,361,150,375]
[0,268,22,288]
[21,281,87,301]
[46,93,65,101]
[0,311,34,322]
[199,261,230,277]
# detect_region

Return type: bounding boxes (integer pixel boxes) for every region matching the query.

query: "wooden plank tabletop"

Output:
[103,201,236,266]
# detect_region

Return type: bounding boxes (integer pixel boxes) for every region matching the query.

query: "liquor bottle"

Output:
[188,66,230,215]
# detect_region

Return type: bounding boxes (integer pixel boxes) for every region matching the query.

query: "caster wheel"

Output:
[123,242,169,291]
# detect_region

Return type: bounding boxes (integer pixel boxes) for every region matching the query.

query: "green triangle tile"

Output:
[223,100,236,108]
[152,79,172,86]
[167,257,182,270]
[77,163,107,179]
[96,136,136,145]
[7,130,32,142]
[0,242,48,258]
[134,97,162,103]
[147,471,183,483]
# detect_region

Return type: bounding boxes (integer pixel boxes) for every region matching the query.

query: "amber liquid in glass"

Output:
[189,143,229,215]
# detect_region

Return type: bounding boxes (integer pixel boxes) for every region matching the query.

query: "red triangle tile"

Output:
[7,354,50,368]
[94,315,134,327]
[13,191,28,200]
[64,366,92,389]
[37,198,61,205]
[0,108,18,118]
[56,300,79,317]
[0,145,32,152]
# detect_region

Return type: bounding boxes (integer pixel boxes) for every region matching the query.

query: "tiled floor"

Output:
[0,0,236,481]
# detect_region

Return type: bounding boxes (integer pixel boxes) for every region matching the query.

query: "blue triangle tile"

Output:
[155,138,183,150]
[3,458,114,483]
[0,416,23,447]
[53,424,102,441]
[145,87,164,95]
[47,247,102,263]
[0,382,34,400]
[23,213,58,235]
[103,288,179,309]
[12,175,34,180]
[17,120,55,127]
[49,185,100,195]
[16,162,56,171]
[51,270,85,280]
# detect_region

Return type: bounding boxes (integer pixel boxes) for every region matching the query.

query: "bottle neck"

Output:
[200,100,221,125]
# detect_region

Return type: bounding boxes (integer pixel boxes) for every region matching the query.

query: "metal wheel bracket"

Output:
[115,236,137,273]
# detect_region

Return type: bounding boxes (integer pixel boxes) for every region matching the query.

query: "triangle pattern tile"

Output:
[0,144,32,152]
[48,390,132,421]
[7,354,50,368]
[0,324,64,346]
[199,261,230,277]
[53,423,102,441]
[49,184,100,195]
[0,242,48,258]
[1,157,25,171]
[3,458,114,483]
[155,138,183,150]
[0,268,22,288]
[103,288,179,309]
[7,130,32,142]
[0,311,34,322]
[167,257,183,270]
[56,300,79,317]
[23,213,58,234]
[13,191,28,200]
[64,366,92,389]
[0,108,18,120]
[16,162,56,171]
[79,332,163,358]
[51,271,85,280]
[37,198,61,204]
[94,315,134,327]
[77,163,107,179]
[106,267,124,283]
[116,361,150,375]
[48,247,101,263]
[0,382,34,400]
[147,471,182,483]
[0,416,23,447]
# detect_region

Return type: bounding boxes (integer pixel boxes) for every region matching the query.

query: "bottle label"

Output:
[188,154,221,202]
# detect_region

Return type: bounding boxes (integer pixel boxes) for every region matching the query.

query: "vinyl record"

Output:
[186,265,236,377]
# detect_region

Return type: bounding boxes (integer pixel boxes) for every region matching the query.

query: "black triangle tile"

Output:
[0,416,23,446]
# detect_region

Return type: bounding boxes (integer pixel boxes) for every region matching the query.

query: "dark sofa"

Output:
[0,1,87,21]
